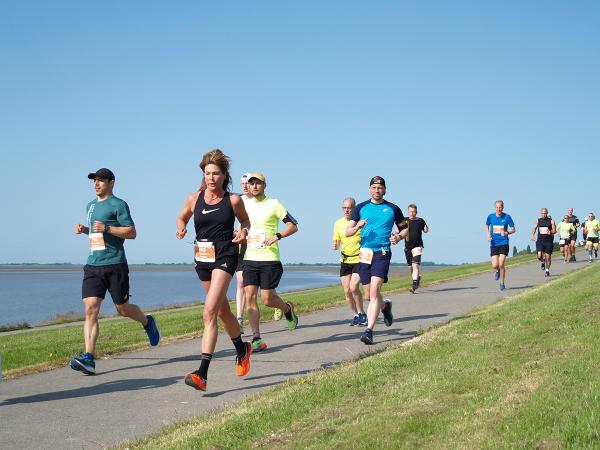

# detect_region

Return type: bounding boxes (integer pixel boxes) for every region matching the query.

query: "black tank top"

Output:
[193,192,237,259]
[537,217,553,241]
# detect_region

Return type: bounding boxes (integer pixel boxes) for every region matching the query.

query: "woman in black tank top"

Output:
[175,149,252,392]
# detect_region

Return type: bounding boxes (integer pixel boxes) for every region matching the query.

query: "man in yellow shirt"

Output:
[243,173,299,352]
[332,197,367,326]
[583,212,600,262]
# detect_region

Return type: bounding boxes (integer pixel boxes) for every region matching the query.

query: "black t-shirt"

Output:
[567,215,579,236]
[403,217,427,249]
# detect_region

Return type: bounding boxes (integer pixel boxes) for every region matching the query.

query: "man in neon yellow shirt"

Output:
[583,212,600,262]
[556,215,576,263]
[332,197,367,326]
[243,173,299,352]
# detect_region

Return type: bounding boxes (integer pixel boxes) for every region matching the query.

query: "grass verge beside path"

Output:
[0,254,536,378]
[120,262,600,450]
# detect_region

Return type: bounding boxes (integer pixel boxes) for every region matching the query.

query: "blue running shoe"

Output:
[494,271,500,281]
[360,328,374,345]
[358,312,368,327]
[70,352,96,375]
[499,283,506,291]
[382,299,393,327]
[350,315,360,326]
[144,315,161,346]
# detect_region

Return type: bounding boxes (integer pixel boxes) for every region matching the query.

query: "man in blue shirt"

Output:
[485,200,516,291]
[346,176,405,345]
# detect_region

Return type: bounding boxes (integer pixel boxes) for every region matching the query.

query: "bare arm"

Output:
[90,221,136,239]
[230,194,250,243]
[485,225,491,242]
[346,219,366,237]
[531,221,538,241]
[265,221,298,246]
[74,224,90,235]
[176,192,198,240]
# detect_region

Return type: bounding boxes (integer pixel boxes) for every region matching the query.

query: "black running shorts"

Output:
[339,262,359,277]
[82,263,130,304]
[490,245,509,257]
[242,260,284,290]
[195,254,238,281]
[404,247,422,266]
[536,240,554,255]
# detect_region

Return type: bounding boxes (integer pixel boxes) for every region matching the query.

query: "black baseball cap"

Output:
[87,168,115,181]
[369,176,385,187]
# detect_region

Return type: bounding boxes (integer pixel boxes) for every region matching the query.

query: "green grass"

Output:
[119,261,600,450]
[0,254,536,378]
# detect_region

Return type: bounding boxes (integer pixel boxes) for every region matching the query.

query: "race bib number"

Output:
[539,227,549,235]
[559,239,566,245]
[89,233,106,251]
[359,248,374,264]
[195,241,216,263]
[492,225,504,235]
[411,247,423,257]
[247,232,266,249]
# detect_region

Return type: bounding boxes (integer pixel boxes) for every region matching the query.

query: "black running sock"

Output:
[284,303,293,321]
[198,353,212,380]
[252,332,261,342]
[231,335,246,358]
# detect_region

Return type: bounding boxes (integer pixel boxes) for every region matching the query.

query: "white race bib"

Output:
[539,227,549,235]
[195,241,216,263]
[247,231,266,249]
[492,225,504,234]
[359,248,374,264]
[559,239,566,245]
[411,247,423,257]
[89,233,106,251]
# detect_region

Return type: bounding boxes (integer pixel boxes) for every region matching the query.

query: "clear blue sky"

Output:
[1,1,599,265]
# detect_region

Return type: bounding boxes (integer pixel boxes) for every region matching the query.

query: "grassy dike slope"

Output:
[0,255,536,378]
[121,262,600,450]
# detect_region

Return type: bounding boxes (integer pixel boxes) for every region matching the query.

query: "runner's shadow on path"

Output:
[202,380,288,398]
[506,285,534,290]
[427,286,477,292]
[264,329,418,355]
[0,376,181,405]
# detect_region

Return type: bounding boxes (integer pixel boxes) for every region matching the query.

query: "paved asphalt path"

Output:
[0,253,592,449]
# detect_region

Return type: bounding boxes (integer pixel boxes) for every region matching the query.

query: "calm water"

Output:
[0,269,340,326]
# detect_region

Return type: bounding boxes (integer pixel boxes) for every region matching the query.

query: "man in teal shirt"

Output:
[70,168,160,375]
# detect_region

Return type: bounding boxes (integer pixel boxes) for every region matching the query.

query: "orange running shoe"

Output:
[184,371,207,391]
[235,341,252,376]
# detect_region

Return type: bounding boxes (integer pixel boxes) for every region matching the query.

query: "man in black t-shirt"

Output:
[398,204,429,293]
[566,208,580,262]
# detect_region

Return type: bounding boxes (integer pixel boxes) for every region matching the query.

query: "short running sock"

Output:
[252,333,261,341]
[284,303,293,321]
[231,335,246,358]
[199,353,213,380]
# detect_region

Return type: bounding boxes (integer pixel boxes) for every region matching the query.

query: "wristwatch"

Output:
[276,233,282,240]
[105,225,111,234]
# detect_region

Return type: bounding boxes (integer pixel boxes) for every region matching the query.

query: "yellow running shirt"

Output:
[556,222,575,240]
[244,196,289,262]
[584,219,600,238]
[332,217,361,264]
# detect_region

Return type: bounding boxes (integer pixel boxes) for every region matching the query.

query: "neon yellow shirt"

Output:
[556,222,575,240]
[244,196,289,262]
[584,219,600,238]
[333,217,362,264]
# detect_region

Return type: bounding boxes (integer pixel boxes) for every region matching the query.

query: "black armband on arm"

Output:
[282,213,298,225]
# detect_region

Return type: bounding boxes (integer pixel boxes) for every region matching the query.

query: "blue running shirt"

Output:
[352,200,404,252]
[486,213,515,247]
